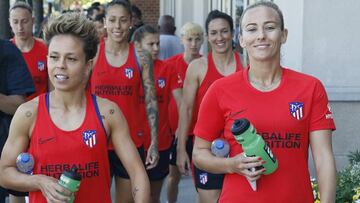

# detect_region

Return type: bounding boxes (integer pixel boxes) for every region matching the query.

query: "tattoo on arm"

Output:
[101,115,105,119]
[109,109,114,115]
[25,111,32,118]
[132,187,139,198]
[141,52,159,146]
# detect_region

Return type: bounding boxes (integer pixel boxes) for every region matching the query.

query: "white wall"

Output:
[302,0,360,101]
[274,0,304,72]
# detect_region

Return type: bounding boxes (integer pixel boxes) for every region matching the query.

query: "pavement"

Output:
[111,175,198,203]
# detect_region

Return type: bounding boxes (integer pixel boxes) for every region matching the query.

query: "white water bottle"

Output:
[211,138,230,157]
[16,152,34,174]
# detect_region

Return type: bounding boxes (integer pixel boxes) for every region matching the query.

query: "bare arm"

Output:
[176,59,203,174]
[0,100,70,202]
[193,136,265,182]
[172,88,182,116]
[100,98,150,203]
[310,130,336,203]
[0,94,26,115]
[138,49,159,169]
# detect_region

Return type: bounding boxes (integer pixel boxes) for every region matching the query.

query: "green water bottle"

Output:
[231,118,278,175]
[58,166,81,203]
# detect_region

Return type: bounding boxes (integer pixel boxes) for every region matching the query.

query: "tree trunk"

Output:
[33,0,44,36]
[0,0,11,39]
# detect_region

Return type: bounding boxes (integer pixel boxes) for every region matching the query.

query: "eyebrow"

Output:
[245,20,278,27]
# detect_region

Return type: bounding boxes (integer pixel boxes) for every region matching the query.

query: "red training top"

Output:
[188,52,243,136]
[11,38,48,100]
[194,68,336,203]
[29,92,111,203]
[90,42,144,148]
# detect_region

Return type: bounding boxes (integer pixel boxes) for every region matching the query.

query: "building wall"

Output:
[131,0,160,26]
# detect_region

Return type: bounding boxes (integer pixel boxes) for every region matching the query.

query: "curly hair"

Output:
[43,12,99,61]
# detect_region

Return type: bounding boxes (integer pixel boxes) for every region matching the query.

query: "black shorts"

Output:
[193,164,224,190]
[108,146,145,179]
[146,147,171,181]
[169,136,193,166]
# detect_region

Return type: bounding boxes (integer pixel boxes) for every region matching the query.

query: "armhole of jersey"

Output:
[134,47,142,77]
[91,94,108,137]
[134,47,145,93]
[45,92,49,112]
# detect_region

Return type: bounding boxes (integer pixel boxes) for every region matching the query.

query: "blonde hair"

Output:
[180,22,204,37]
[43,12,99,61]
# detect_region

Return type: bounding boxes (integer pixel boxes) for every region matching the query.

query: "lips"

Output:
[254,44,270,48]
[55,74,69,81]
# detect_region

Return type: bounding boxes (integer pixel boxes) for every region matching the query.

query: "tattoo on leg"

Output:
[25,111,32,118]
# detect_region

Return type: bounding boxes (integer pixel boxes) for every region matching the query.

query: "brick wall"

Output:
[130,0,160,26]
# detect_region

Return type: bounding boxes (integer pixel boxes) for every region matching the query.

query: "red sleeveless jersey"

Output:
[165,54,187,134]
[189,53,243,135]
[11,38,48,100]
[90,42,143,147]
[28,92,111,203]
[140,60,181,150]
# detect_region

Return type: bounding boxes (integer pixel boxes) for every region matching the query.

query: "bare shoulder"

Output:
[16,98,39,120]
[96,96,124,118]
[187,56,208,76]
[12,97,39,133]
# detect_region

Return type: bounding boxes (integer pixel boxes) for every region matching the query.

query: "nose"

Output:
[17,22,23,31]
[54,57,66,69]
[153,44,159,51]
[191,40,197,47]
[257,28,265,40]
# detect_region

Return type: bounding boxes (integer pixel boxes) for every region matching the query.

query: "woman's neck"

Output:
[50,89,86,110]
[15,36,34,52]
[183,52,201,64]
[105,38,128,54]
[248,60,282,91]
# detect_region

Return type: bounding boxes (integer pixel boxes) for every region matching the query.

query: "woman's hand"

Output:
[37,174,72,203]
[228,153,266,182]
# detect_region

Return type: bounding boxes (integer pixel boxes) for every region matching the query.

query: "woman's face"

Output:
[105,5,131,43]
[47,34,91,91]
[137,33,160,60]
[207,18,233,54]
[240,6,287,62]
[9,8,33,40]
[181,33,203,56]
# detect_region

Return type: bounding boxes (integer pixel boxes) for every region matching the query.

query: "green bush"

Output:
[336,150,360,203]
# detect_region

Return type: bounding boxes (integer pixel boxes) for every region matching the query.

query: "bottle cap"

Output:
[214,140,224,149]
[63,166,82,181]
[231,119,250,135]
[21,153,30,163]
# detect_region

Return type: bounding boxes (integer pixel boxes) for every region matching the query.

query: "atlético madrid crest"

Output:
[199,173,208,185]
[158,78,166,89]
[83,130,96,148]
[124,68,134,79]
[37,61,46,71]
[289,102,304,120]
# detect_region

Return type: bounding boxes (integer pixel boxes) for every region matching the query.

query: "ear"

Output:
[134,41,142,50]
[239,34,246,48]
[85,59,94,74]
[281,28,288,44]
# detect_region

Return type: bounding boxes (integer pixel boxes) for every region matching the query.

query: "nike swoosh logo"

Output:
[228,109,246,119]
[38,137,55,144]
